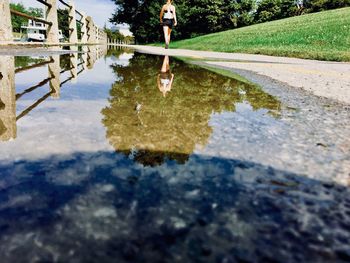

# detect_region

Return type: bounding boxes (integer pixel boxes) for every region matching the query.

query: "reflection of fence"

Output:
[0,45,107,141]
[107,39,135,46]
[0,0,107,44]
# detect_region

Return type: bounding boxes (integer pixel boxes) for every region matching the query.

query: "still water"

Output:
[0,47,349,262]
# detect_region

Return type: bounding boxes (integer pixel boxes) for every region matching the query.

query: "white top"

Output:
[163,5,174,19]
[161,78,170,86]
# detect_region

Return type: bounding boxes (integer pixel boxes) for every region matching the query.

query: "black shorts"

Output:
[162,19,174,29]
[160,71,172,80]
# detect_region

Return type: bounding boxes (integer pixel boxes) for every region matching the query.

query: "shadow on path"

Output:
[0,150,349,263]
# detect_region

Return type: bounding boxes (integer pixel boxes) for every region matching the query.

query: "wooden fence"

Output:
[0,0,107,44]
[0,45,107,141]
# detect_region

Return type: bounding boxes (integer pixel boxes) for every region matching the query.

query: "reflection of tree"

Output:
[0,99,4,110]
[102,54,281,166]
[14,57,45,69]
[0,119,6,137]
[60,55,72,71]
[106,48,134,59]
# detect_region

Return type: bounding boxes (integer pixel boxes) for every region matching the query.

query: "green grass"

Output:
[164,8,350,61]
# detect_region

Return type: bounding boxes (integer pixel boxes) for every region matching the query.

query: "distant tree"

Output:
[28,7,44,18]
[255,0,301,22]
[10,3,28,33]
[104,28,124,41]
[305,0,350,12]
[230,0,257,27]
[280,0,299,18]
[255,0,282,23]
[58,9,69,38]
[57,8,82,40]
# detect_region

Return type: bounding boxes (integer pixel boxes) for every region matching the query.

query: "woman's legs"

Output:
[161,55,169,72]
[168,28,172,45]
[163,26,169,46]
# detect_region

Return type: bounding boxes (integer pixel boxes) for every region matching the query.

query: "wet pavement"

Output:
[0,47,349,263]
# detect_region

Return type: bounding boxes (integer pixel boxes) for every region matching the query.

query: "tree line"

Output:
[104,27,135,43]
[110,0,350,43]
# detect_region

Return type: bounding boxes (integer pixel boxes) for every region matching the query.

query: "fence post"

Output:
[86,16,94,44]
[96,28,98,43]
[90,21,95,43]
[70,47,78,83]
[95,25,99,43]
[0,56,16,141]
[80,12,87,43]
[91,22,96,44]
[87,46,97,69]
[68,0,78,43]
[48,55,61,99]
[0,0,13,42]
[100,44,107,56]
[46,0,59,44]
[82,46,88,70]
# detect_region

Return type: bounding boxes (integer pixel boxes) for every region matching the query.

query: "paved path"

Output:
[127,45,350,104]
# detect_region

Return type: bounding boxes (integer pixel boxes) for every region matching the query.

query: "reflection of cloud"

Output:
[15,67,48,86]
[113,53,134,67]
[0,100,114,163]
[75,57,116,84]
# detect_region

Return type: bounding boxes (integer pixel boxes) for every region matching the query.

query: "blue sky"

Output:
[10,0,116,27]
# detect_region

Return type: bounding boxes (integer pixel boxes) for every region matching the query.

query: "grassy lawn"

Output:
[163,8,350,61]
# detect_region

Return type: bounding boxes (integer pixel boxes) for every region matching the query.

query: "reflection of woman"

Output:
[160,0,177,49]
[157,56,174,97]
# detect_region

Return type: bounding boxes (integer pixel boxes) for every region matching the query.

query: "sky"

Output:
[10,0,116,28]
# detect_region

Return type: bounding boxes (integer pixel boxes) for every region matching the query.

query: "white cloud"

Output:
[10,0,116,28]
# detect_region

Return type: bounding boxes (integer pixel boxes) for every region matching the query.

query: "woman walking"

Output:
[160,0,177,49]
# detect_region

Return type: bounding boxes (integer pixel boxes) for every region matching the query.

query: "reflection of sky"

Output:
[0,54,129,162]
[15,57,116,101]
[1,100,114,162]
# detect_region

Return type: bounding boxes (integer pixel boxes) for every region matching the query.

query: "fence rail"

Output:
[36,0,52,8]
[58,0,70,9]
[15,59,54,74]
[15,77,53,100]
[10,9,52,26]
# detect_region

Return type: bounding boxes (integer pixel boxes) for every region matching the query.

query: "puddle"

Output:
[0,46,349,262]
